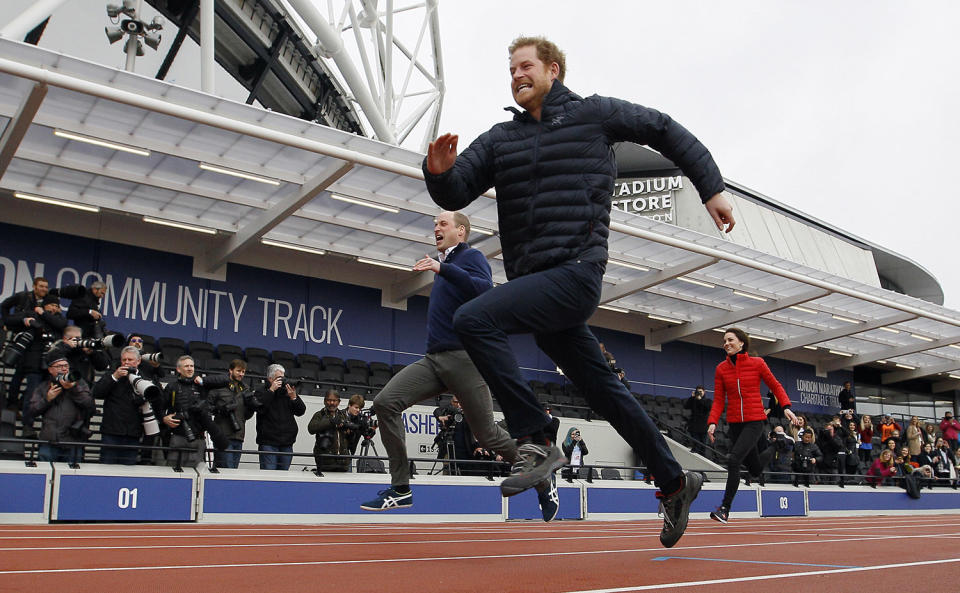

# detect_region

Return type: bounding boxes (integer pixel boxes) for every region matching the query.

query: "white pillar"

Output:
[200,0,215,93]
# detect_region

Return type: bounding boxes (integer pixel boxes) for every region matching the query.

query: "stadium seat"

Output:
[368,361,391,375]
[316,369,344,383]
[321,356,345,370]
[601,468,623,480]
[344,359,368,371]
[390,364,406,375]
[157,337,186,351]
[217,344,244,360]
[295,353,321,370]
[272,350,297,367]
[188,341,215,358]
[245,347,270,361]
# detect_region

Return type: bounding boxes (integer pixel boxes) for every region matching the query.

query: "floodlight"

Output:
[104,25,124,44]
[106,4,122,18]
[147,15,164,30]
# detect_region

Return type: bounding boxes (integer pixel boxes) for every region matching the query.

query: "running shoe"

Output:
[709,505,729,524]
[655,470,703,548]
[500,442,566,497]
[536,475,560,522]
[360,487,413,511]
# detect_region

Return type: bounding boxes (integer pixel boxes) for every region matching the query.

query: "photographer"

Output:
[55,326,110,386]
[561,427,589,479]
[342,394,375,456]
[253,364,306,470]
[93,346,163,465]
[684,386,711,455]
[307,390,352,472]
[127,335,162,381]
[210,359,257,469]
[818,422,844,485]
[791,429,823,487]
[160,355,229,468]
[767,425,795,482]
[28,351,94,462]
[433,396,471,474]
[5,294,67,438]
[65,281,107,339]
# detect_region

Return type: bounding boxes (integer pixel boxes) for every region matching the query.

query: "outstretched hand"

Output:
[704,193,736,233]
[426,133,459,175]
[413,255,441,274]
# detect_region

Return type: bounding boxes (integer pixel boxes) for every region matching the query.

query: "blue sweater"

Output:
[426,243,492,354]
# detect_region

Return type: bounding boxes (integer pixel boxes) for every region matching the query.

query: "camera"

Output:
[281,378,301,391]
[54,370,82,387]
[141,352,163,364]
[174,402,229,450]
[74,333,125,350]
[124,368,161,436]
[1,331,34,366]
[358,408,378,439]
[218,399,243,432]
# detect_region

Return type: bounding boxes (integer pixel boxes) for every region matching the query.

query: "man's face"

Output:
[324,395,340,412]
[34,281,49,298]
[347,403,361,416]
[434,211,463,252]
[92,286,106,299]
[451,397,461,409]
[120,352,139,369]
[229,367,246,382]
[63,328,81,347]
[177,359,195,378]
[48,360,69,378]
[802,432,813,443]
[128,336,144,350]
[509,45,557,115]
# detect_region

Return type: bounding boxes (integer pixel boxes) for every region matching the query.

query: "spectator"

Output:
[866,449,897,487]
[792,430,822,487]
[210,359,256,469]
[159,355,229,468]
[789,414,808,443]
[8,294,67,438]
[923,422,939,447]
[939,411,960,452]
[934,437,955,484]
[307,390,352,472]
[918,442,939,478]
[93,346,163,465]
[767,425,795,482]
[878,415,901,442]
[905,416,924,461]
[66,281,107,338]
[841,420,861,478]
[838,381,855,412]
[543,406,560,445]
[818,423,844,485]
[28,350,94,463]
[127,335,161,381]
[883,429,902,453]
[858,414,875,465]
[561,427,588,479]
[342,394,370,457]
[684,386,711,455]
[253,364,306,470]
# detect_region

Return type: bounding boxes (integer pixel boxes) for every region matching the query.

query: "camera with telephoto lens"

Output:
[218,399,243,432]
[281,377,300,391]
[1,331,35,367]
[54,370,82,388]
[141,352,163,364]
[124,367,161,436]
[359,408,378,439]
[74,333,125,350]
[175,399,229,450]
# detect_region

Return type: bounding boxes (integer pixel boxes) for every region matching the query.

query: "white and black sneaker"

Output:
[500,442,566,497]
[536,475,560,522]
[360,487,413,511]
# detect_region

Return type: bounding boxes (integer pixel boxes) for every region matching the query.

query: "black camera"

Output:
[54,370,82,387]
[175,401,229,450]
[358,408,378,439]
[74,333,125,350]
[218,399,243,432]
[1,331,34,366]
[281,378,301,391]
[176,409,197,442]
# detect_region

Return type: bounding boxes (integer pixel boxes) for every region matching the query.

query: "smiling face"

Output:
[509,45,558,120]
[434,211,464,252]
[722,332,744,356]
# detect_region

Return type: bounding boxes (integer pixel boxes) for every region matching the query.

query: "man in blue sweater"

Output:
[361,211,559,521]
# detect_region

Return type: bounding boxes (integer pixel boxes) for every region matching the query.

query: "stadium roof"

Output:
[2,39,960,391]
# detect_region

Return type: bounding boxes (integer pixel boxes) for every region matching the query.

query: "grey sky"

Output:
[5,1,958,309]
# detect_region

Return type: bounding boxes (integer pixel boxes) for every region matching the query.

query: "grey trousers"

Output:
[373,350,518,487]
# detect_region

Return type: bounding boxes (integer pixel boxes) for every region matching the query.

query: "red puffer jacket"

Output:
[709,353,791,425]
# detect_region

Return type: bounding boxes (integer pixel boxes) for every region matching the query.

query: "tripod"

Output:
[355,436,382,473]
[429,431,459,475]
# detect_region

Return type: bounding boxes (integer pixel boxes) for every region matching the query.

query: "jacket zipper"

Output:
[526,124,543,231]
[736,358,744,421]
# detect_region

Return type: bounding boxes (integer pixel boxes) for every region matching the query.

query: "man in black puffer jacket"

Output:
[423,36,734,549]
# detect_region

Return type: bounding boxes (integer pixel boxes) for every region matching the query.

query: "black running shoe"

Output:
[536,475,560,522]
[656,470,703,548]
[709,505,729,524]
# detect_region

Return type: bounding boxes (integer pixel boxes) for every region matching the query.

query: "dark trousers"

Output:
[99,433,141,465]
[689,430,708,455]
[722,421,765,508]
[453,259,682,491]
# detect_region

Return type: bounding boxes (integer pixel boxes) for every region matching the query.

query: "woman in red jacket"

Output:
[707,328,798,523]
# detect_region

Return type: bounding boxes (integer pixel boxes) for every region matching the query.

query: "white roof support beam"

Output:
[820,334,960,373]
[647,288,829,348]
[203,159,355,271]
[0,0,68,40]
[757,312,917,356]
[386,235,502,303]
[0,82,46,178]
[882,360,960,384]
[599,255,717,304]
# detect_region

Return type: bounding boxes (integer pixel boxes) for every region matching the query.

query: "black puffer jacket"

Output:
[423,80,725,280]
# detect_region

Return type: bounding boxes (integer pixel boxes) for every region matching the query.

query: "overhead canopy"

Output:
[1,39,960,390]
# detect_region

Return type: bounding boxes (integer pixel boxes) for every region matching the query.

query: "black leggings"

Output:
[723,421,766,508]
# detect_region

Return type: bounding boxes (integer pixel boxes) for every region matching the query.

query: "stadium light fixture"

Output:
[54,129,150,156]
[676,277,715,289]
[598,304,630,313]
[329,193,399,213]
[261,239,326,255]
[649,314,683,324]
[199,163,281,186]
[143,216,216,234]
[608,259,650,272]
[356,257,411,271]
[14,192,100,213]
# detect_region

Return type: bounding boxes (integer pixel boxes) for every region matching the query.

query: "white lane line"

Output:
[0,532,947,575]
[558,557,960,592]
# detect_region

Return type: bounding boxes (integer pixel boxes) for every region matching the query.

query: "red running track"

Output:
[1,515,959,592]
